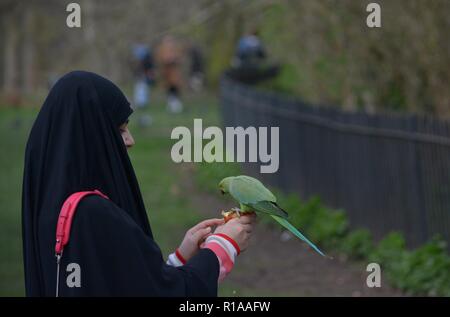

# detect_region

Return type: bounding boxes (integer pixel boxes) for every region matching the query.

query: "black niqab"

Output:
[22,71,219,296]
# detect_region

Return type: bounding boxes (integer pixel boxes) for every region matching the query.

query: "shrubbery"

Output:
[339,229,374,260]
[370,233,450,296]
[280,194,348,249]
[195,163,450,296]
[279,192,450,296]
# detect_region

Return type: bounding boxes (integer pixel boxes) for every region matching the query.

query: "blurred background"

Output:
[0,0,449,296]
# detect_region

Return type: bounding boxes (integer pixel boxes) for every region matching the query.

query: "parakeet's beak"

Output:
[220,189,225,195]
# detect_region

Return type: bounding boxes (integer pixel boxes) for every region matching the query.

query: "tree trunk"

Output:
[3,12,21,106]
[22,6,36,95]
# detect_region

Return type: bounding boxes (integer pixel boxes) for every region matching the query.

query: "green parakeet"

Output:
[219,175,325,257]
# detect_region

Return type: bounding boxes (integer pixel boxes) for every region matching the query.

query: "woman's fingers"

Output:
[191,226,212,242]
[190,218,225,233]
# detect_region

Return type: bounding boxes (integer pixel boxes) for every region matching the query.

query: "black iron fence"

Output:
[220,76,450,249]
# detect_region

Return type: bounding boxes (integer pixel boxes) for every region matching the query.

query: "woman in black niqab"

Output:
[22,71,219,296]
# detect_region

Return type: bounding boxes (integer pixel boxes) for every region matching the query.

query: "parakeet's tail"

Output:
[271,215,325,257]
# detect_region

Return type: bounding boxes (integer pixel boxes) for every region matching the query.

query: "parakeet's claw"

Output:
[231,207,241,218]
[222,207,243,222]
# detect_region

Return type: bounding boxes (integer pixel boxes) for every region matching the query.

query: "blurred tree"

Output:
[22,3,37,94]
[0,0,448,115]
[194,0,449,116]
[1,1,22,105]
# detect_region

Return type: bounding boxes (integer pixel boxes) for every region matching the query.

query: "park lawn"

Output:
[0,107,38,296]
[0,91,223,296]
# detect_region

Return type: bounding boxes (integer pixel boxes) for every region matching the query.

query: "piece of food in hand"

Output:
[221,207,246,223]
[221,210,236,223]
[218,175,326,257]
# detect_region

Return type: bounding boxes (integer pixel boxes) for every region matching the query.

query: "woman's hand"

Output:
[213,213,256,252]
[178,218,225,261]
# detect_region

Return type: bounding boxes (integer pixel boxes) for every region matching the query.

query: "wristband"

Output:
[175,248,187,264]
[213,233,241,255]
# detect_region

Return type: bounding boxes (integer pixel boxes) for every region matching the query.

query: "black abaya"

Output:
[22,71,219,296]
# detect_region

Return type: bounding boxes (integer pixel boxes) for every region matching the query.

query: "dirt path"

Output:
[182,164,402,297]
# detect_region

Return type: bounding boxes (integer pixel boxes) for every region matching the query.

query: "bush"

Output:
[369,233,450,296]
[339,229,374,260]
[369,232,408,285]
[279,194,348,249]
[403,238,450,296]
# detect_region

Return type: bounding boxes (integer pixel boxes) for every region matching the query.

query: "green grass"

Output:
[0,91,222,296]
[0,108,38,296]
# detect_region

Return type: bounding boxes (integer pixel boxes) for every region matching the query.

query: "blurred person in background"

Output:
[230,29,279,85]
[188,44,205,92]
[235,29,266,68]
[131,43,155,127]
[155,35,184,113]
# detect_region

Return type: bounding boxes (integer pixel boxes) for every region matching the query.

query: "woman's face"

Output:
[119,122,135,149]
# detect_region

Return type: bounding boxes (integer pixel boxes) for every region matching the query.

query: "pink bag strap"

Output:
[55,190,109,255]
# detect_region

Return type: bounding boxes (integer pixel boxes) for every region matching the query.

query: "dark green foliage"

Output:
[285,195,348,249]
[339,229,374,260]
[371,234,450,296]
